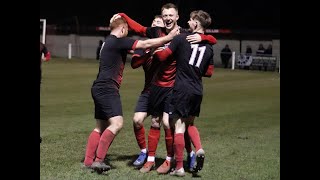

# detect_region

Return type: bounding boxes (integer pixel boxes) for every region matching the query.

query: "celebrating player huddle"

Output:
[82,3,216,177]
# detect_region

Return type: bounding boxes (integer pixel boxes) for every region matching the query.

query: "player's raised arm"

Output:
[134,27,179,49]
[116,13,148,36]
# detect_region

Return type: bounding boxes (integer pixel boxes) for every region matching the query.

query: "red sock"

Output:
[184,129,192,154]
[147,126,160,156]
[164,128,174,157]
[95,129,116,162]
[84,130,100,166]
[134,124,146,150]
[188,125,202,152]
[174,133,185,170]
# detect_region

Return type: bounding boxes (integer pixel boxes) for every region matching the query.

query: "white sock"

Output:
[166,156,172,161]
[141,148,147,153]
[147,156,155,162]
[190,151,195,157]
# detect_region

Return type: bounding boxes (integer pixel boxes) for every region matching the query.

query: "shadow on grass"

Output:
[80,153,203,177]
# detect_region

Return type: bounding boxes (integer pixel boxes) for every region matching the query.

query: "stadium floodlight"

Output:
[40,19,46,44]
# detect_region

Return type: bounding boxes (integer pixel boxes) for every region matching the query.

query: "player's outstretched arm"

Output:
[186,34,217,45]
[118,13,147,36]
[135,27,179,49]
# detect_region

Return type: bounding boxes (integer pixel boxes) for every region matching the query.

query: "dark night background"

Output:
[40,0,280,33]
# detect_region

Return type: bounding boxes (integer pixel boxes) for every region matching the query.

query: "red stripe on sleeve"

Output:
[132,54,140,58]
[199,34,217,45]
[131,54,150,69]
[204,65,214,77]
[155,48,172,61]
[132,40,138,50]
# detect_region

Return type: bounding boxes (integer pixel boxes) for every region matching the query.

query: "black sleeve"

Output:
[117,37,138,50]
[167,34,184,52]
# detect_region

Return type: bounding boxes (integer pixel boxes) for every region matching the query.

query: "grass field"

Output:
[40,58,280,180]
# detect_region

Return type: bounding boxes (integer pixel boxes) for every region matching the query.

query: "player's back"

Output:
[173,33,214,95]
[94,35,136,89]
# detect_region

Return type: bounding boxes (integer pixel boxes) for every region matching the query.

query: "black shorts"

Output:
[169,90,202,119]
[134,91,150,113]
[148,85,173,116]
[91,86,122,120]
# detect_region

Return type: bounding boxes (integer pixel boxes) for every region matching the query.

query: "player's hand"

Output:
[186,34,201,44]
[168,27,180,38]
[110,14,121,24]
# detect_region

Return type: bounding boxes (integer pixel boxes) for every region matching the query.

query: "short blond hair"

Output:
[109,17,127,31]
[161,3,178,13]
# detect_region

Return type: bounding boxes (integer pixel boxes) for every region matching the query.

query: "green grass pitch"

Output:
[40,58,280,180]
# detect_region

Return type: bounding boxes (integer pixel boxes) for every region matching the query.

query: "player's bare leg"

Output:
[133,112,148,167]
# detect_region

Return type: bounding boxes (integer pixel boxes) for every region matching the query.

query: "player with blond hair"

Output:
[82,16,179,174]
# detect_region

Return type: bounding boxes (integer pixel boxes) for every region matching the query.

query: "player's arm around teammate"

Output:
[82,16,179,174]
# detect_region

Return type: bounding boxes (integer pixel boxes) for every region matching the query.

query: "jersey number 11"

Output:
[189,44,206,68]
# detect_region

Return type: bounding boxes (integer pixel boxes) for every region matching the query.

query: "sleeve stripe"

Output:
[132,40,138,50]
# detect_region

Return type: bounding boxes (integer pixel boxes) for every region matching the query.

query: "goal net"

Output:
[40,19,46,44]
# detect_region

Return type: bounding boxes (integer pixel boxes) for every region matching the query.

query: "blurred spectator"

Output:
[96,40,103,60]
[256,44,265,56]
[264,44,272,56]
[256,44,265,71]
[244,45,252,70]
[220,44,232,68]
[263,44,273,71]
[245,45,252,55]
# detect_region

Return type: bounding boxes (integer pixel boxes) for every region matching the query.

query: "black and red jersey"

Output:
[145,27,215,88]
[145,27,179,87]
[131,49,161,92]
[93,35,138,89]
[155,32,214,95]
[119,13,217,88]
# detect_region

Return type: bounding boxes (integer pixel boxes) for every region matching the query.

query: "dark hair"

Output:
[190,10,212,29]
[154,15,162,19]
